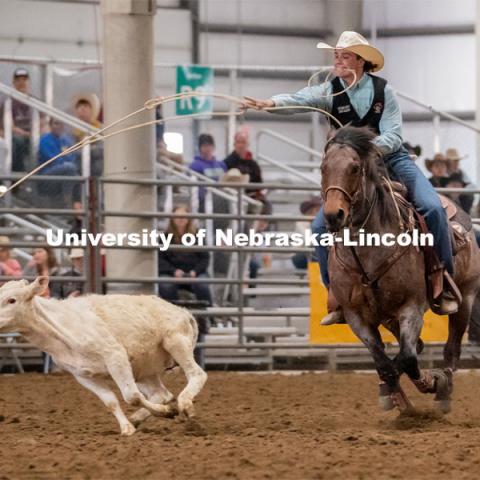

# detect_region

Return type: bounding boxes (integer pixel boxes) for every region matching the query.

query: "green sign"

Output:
[175,65,214,117]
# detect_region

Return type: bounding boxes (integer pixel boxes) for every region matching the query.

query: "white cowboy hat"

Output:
[69,248,84,259]
[445,148,467,162]
[73,93,101,121]
[220,168,250,184]
[316,31,384,73]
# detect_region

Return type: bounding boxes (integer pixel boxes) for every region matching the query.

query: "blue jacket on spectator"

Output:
[189,155,226,180]
[38,132,76,173]
[189,155,226,204]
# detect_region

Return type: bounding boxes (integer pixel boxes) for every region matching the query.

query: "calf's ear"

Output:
[29,276,49,298]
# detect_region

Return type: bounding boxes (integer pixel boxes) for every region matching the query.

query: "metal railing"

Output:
[0,81,97,177]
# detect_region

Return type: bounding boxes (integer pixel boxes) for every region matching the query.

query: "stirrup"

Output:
[432,292,459,316]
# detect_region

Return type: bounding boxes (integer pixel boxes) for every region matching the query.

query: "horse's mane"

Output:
[326,127,398,226]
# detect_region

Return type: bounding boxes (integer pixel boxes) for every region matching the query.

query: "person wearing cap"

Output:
[425,153,449,188]
[0,236,22,283]
[243,30,457,320]
[50,248,85,299]
[189,133,226,212]
[0,68,45,171]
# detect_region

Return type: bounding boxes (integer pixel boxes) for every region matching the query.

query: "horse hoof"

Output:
[379,395,395,411]
[435,399,451,414]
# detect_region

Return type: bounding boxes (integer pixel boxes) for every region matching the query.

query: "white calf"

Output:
[0,277,207,435]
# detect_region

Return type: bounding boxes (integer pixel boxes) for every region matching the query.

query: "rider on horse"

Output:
[243,31,458,321]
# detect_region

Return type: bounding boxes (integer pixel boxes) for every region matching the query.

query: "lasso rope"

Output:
[0,69,358,198]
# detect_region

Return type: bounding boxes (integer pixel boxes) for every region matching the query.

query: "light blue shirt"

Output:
[271,74,403,155]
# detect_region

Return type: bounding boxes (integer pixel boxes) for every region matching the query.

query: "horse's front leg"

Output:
[396,302,452,413]
[345,309,412,412]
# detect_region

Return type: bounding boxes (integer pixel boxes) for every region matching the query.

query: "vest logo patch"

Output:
[338,105,351,114]
[373,102,383,114]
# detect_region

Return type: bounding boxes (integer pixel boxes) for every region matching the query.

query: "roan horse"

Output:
[321,126,480,413]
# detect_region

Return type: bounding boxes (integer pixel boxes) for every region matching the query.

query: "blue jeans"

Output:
[312,148,453,287]
[158,273,213,306]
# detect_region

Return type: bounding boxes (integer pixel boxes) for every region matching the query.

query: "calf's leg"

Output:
[130,375,176,427]
[104,349,174,417]
[74,375,135,436]
[163,334,207,417]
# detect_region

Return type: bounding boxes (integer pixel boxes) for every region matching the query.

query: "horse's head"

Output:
[321,127,381,232]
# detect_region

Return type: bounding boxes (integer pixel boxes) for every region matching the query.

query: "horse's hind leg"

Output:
[444,292,475,371]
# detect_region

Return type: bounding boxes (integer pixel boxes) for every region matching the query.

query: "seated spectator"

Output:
[23,246,60,297]
[446,148,471,184]
[444,172,474,215]
[292,196,323,270]
[71,94,103,176]
[425,153,449,188]
[0,68,47,172]
[224,131,264,200]
[0,236,22,282]
[189,134,226,212]
[158,204,213,307]
[51,248,84,299]
[72,94,102,141]
[68,200,84,237]
[38,118,79,204]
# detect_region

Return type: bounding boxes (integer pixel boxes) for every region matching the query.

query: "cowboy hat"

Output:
[69,248,84,259]
[316,31,384,73]
[220,168,250,183]
[445,148,467,162]
[0,236,11,247]
[73,93,101,121]
[425,153,448,173]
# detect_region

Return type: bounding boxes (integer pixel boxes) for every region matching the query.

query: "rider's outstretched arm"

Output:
[270,83,332,114]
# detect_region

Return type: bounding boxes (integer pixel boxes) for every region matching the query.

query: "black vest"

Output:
[329,74,387,134]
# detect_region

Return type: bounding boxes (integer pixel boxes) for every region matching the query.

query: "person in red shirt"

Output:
[0,236,22,284]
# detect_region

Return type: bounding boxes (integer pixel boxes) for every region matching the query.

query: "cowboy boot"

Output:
[320,288,346,326]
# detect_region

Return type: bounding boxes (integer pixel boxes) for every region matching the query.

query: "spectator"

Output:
[292,196,323,270]
[72,94,101,142]
[224,131,265,200]
[425,153,449,188]
[446,148,471,184]
[444,172,474,215]
[0,68,44,172]
[72,94,103,176]
[23,247,60,298]
[0,236,22,282]
[38,118,79,204]
[158,204,213,308]
[189,134,226,212]
[51,248,84,299]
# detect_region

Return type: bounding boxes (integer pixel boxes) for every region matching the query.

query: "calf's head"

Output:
[0,277,49,331]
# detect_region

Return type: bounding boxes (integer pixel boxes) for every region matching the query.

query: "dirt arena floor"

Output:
[2,371,480,480]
